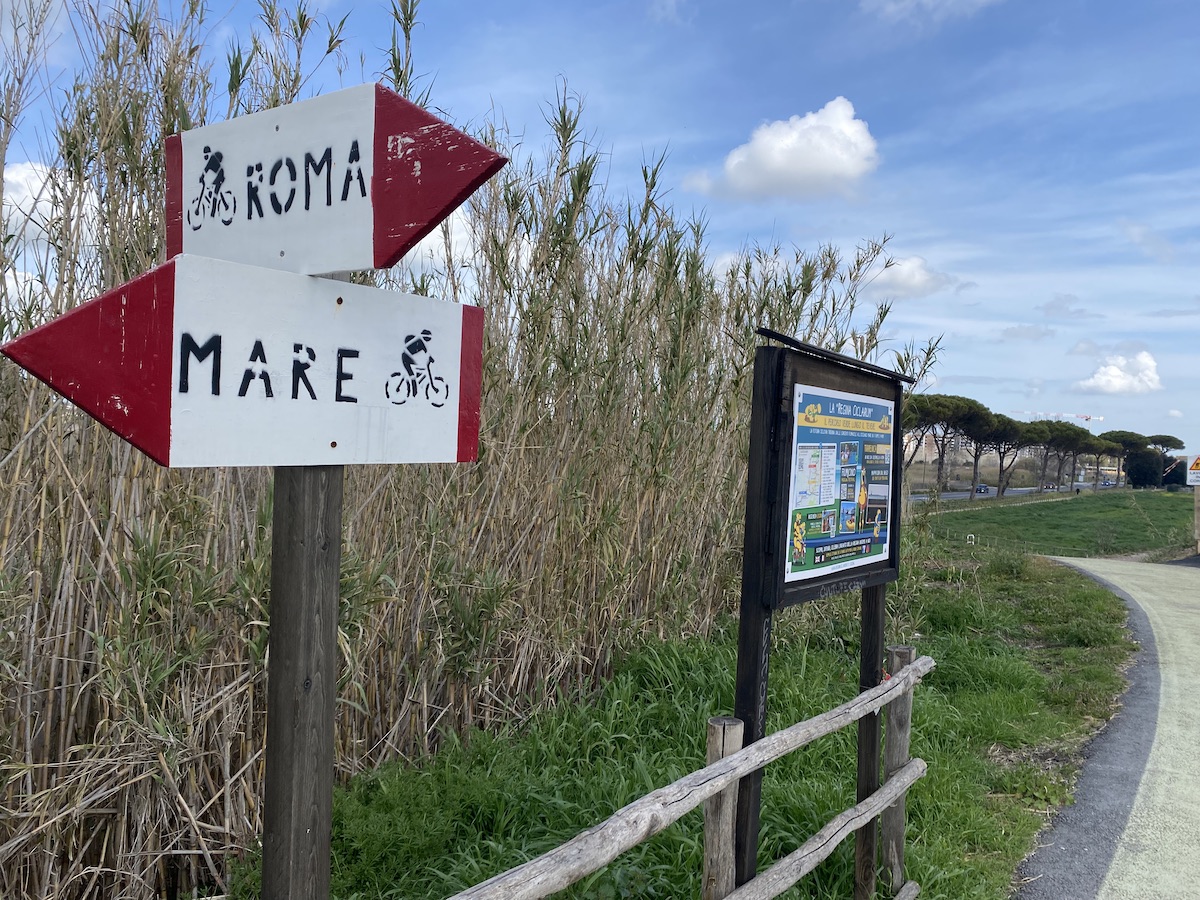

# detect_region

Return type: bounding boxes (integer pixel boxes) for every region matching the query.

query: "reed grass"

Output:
[0,2,936,895]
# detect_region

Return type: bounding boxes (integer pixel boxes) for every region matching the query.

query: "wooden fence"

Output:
[447,648,934,900]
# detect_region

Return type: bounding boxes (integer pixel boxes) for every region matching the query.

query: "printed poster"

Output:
[785,384,895,582]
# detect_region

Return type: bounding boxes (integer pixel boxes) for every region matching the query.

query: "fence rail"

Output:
[448,653,935,900]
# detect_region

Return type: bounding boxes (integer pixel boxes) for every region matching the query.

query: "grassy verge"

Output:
[231,521,1137,899]
[921,489,1194,558]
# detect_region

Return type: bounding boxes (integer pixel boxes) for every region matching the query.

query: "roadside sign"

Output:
[732,331,913,884]
[166,83,507,275]
[1188,456,1200,486]
[0,255,482,467]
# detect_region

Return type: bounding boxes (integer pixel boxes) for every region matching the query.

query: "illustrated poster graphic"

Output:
[785,384,895,582]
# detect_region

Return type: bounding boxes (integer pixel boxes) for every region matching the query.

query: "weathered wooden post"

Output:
[881,644,916,893]
[262,463,344,897]
[732,330,912,890]
[854,583,886,900]
[703,716,744,900]
[733,349,784,886]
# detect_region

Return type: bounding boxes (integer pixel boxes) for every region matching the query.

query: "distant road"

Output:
[910,483,1119,503]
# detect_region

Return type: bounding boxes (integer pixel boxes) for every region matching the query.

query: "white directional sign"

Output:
[166,83,506,275]
[1,255,483,467]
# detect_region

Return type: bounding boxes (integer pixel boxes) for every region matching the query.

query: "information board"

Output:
[737,333,908,610]
[784,385,895,582]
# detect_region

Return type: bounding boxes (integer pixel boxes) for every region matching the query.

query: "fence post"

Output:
[882,645,916,893]
[704,716,744,900]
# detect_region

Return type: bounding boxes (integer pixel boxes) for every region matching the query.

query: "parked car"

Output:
[1043,483,1057,490]
[1102,480,1114,486]
[975,484,990,493]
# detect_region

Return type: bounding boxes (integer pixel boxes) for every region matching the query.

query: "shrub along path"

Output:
[1015,557,1200,900]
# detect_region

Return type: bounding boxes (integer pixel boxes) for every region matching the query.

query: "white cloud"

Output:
[1151,299,1200,317]
[385,207,492,302]
[859,0,1006,22]
[1168,409,1183,418]
[1038,293,1102,319]
[406,207,474,269]
[1001,324,1055,341]
[687,97,879,200]
[3,161,56,240]
[649,0,686,23]
[1119,219,1175,263]
[1074,351,1163,395]
[866,255,954,299]
[3,160,101,283]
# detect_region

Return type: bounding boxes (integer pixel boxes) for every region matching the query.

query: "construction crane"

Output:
[1010,411,1105,424]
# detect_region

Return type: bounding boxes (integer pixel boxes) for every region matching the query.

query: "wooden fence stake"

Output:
[882,645,916,892]
[704,716,745,900]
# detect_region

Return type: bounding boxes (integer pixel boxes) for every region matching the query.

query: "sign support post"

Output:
[855,582,886,900]
[262,463,344,899]
[732,350,784,885]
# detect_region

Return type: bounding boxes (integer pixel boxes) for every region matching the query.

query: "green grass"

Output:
[224,487,1172,899]
[230,531,1136,899]
[925,489,1194,558]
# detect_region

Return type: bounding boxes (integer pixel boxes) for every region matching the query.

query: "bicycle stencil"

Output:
[187,145,237,230]
[386,330,449,408]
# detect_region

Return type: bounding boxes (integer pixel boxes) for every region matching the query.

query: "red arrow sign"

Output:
[1,256,483,467]
[166,83,506,274]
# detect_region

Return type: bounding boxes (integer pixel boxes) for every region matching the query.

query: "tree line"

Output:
[901,394,1186,497]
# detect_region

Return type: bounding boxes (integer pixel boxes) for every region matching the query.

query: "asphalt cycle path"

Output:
[1014,556,1200,900]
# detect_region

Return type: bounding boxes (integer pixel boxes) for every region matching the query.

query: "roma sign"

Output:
[166,83,507,274]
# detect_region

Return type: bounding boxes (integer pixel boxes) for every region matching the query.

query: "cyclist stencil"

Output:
[187,145,237,230]
[386,330,449,407]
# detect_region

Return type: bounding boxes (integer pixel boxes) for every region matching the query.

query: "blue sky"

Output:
[5,0,1199,450]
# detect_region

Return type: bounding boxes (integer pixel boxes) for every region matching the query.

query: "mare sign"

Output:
[1,256,483,467]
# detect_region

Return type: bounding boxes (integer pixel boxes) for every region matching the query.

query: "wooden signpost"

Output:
[1,83,506,900]
[733,329,912,897]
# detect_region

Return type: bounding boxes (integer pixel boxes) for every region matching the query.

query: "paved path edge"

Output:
[1012,558,1162,900]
